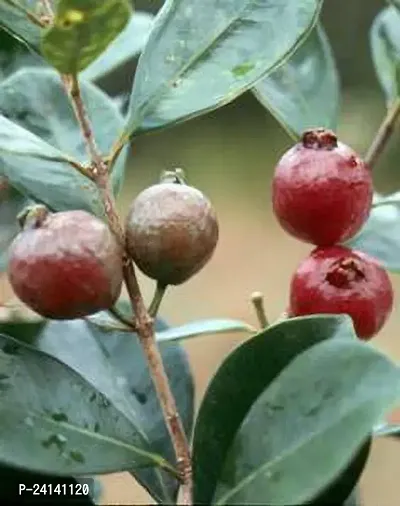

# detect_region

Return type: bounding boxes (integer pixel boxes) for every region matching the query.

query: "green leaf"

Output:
[192,314,357,504]
[370,5,400,103]
[81,11,154,82]
[0,182,27,271]
[35,318,194,504]
[0,333,174,476]
[0,0,42,52]
[345,192,400,272]
[0,68,127,213]
[213,339,400,505]
[304,438,371,505]
[41,0,132,74]
[0,317,45,343]
[122,0,324,138]
[156,319,255,343]
[86,318,195,503]
[253,24,339,139]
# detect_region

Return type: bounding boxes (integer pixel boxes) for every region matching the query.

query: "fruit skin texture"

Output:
[272,128,373,246]
[125,182,219,286]
[289,245,393,340]
[8,207,123,319]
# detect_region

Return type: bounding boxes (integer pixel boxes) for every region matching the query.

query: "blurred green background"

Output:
[2,0,400,504]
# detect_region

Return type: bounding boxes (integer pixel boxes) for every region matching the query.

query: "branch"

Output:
[365,98,400,169]
[65,75,193,504]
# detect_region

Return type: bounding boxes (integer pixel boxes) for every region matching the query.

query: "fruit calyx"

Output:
[160,167,186,185]
[17,204,50,231]
[325,257,366,289]
[302,128,338,150]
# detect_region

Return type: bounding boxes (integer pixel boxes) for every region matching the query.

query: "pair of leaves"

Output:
[346,193,400,273]
[370,4,400,104]
[193,315,400,504]
[0,68,127,215]
[0,315,195,504]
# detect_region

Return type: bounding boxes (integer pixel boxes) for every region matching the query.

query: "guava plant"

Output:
[1,0,400,505]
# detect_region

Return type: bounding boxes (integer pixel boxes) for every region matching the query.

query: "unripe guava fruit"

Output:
[8,206,123,319]
[289,245,393,340]
[125,177,219,286]
[272,128,373,246]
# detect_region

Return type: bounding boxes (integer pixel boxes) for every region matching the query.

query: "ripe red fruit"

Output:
[272,128,373,245]
[8,206,123,319]
[289,246,393,340]
[125,174,219,286]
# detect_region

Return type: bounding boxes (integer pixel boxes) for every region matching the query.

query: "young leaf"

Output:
[0,0,42,52]
[192,314,357,504]
[370,5,400,104]
[41,0,132,74]
[0,68,128,212]
[35,318,194,504]
[0,333,174,476]
[122,0,324,138]
[213,339,400,504]
[253,24,339,139]
[345,193,400,272]
[81,12,155,82]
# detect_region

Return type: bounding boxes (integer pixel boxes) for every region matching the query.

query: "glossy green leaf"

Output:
[0,333,174,476]
[81,12,154,82]
[0,182,27,271]
[213,339,400,505]
[346,193,400,272]
[122,0,324,138]
[41,0,132,74]
[0,0,42,52]
[192,314,357,504]
[0,68,127,213]
[253,24,339,139]
[86,318,194,503]
[35,318,194,504]
[370,5,400,103]
[306,438,371,506]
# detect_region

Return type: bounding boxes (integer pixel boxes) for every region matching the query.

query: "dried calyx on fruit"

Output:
[272,128,373,246]
[288,245,393,340]
[125,169,219,286]
[8,205,123,320]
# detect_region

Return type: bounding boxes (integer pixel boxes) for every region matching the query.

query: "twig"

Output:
[251,291,269,329]
[66,75,193,504]
[148,283,167,318]
[40,0,53,16]
[365,98,400,169]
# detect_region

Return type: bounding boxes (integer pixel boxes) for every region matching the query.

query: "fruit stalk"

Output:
[65,76,193,504]
[365,97,400,169]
